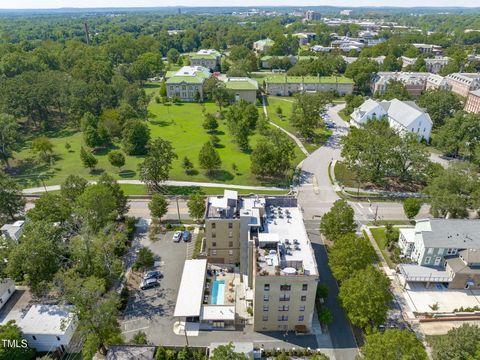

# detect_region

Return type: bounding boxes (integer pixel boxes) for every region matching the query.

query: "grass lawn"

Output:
[369,227,399,269]
[334,161,363,189]
[12,85,304,188]
[338,109,351,122]
[265,96,332,153]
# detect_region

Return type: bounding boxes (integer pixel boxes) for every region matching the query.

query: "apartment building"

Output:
[265,75,354,96]
[304,10,321,21]
[464,89,480,114]
[412,43,442,55]
[425,73,449,90]
[189,49,221,71]
[445,73,480,98]
[165,66,211,101]
[371,72,430,97]
[401,56,449,74]
[199,191,319,332]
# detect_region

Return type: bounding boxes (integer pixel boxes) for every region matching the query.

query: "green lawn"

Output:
[265,96,332,153]
[334,161,363,188]
[12,86,304,189]
[369,227,399,269]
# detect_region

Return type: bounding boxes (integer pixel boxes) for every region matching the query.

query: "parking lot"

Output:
[121,229,195,344]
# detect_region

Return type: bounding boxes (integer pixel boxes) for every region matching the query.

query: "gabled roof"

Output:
[383,99,432,128]
[224,77,258,90]
[166,66,211,85]
[254,38,275,46]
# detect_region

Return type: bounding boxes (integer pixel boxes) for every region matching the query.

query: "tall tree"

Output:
[210,342,248,360]
[320,200,356,241]
[0,320,34,360]
[76,184,119,231]
[361,329,427,360]
[31,137,54,163]
[122,119,150,155]
[138,137,177,192]
[290,92,332,140]
[98,173,129,217]
[27,192,72,223]
[149,194,169,222]
[0,113,20,168]
[377,80,411,101]
[198,142,221,174]
[187,192,206,221]
[61,175,89,203]
[431,324,480,360]
[80,147,98,171]
[0,171,25,221]
[417,90,462,128]
[403,198,422,219]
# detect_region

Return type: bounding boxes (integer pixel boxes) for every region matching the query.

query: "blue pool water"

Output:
[211,280,225,305]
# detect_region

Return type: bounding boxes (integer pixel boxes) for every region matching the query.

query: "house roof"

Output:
[469,89,480,97]
[265,75,353,84]
[254,38,275,46]
[381,98,432,128]
[445,256,480,275]
[19,305,75,335]
[173,259,207,317]
[166,66,211,84]
[190,49,221,60]
[224,77,258,90]
[417,219,480,249]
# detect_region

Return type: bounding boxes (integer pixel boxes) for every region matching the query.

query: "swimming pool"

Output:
[211,280,225,305]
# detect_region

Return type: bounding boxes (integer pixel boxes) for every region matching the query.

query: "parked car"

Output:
[140,278,159,290]
[325,121,336,129]
[143,270,163,281]
[173,231,183,242]
[182,230,191,242]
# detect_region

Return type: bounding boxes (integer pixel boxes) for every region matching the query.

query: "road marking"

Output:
[357,202,364,209]
[368,207,374,214]
[122,325,150,334]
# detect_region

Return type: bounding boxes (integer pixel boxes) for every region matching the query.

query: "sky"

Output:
[0,0,479,9]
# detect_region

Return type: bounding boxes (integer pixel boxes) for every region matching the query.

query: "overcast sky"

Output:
[1,0,479,9]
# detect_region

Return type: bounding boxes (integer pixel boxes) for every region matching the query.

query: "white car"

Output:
[173,231,182,242]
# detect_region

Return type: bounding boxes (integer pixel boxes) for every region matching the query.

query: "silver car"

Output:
[173,231,182,242]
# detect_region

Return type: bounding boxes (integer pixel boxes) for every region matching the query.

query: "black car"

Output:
[143,270,163,281]
[140,278,160,290]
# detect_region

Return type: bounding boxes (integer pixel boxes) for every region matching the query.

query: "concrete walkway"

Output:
[22,179,285,194]
[262,95,310,156]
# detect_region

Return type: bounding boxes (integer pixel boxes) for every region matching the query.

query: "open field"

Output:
[11,85,304,188]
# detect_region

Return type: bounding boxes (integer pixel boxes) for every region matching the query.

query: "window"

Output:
[212,242,217,247]
[277,315,288,321]
[211,223,216,229]
[228,222,233,229]
[424,257,431,264]
[263,315,268,321]
[280,285,291,291]
[229,241,233,247]
[212,233,216,238]
[299,305,305,311]
[279,295,290,302]
[427,248,434,255]
[264,294,269,302]
[300,296,307,301]
[228,231,233,238]
[212,250,217,255]
[447,248,457,255]
[182,85,186,90]
[278,305,289,311]
[438,248,444,255]
[56,336,61,341]
[32,336,37,341]
[229,250,233,255]
[7,289,10,294]
[264,284,270,291]
[298,316,304,321]
[263,305,269,311]
[302,284,308,291]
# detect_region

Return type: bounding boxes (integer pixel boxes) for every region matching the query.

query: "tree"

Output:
[290,92,332,140]
[338,266,393,329]
[198,141,221,174]
[122,119,150,155]
[361,329,427,360]
[134,247,155,270]
[188,192,206,221]
[276,106,283,117]
[80,146,98,171]
[0,113,20,168]
[167,48,180,64]
[328,233,377,282]
[181,156,194,174]
[417,90,462,128]
[0,171,25,220]
[149,194,168,222]
[98,173,129,217]
[203,113,219,133]
[431,324,480,360]
[76,184,119,231]
[320,200,356,241]
[131,331,148,345]
[31,136,54,162]
[138,138,177,192]
[108,150,126,171]
[378,80,411,101]
[159,82,167,97]
[251,129,295,178]
[403,198,422,219]
[0,320,34,360]
[210,342,248,360]
[6,221,63,297]
[345,58,379,94]
[27,192,72,223]
[61,175,89,203]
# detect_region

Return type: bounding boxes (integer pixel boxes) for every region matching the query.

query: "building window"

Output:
[264,284,270,291]
[427,248,434,255]
[425,257,431,264]
[212,233,216,238]
[277,315,288,321]
[228,222,233,229]
[56,336,61,341]
[212,242,217,247]
[211,223,216,229]
[228,232,233,238]
[279,295,290,302]
[299,305,305,311]
[212,250,217,255]
[447,248,457,255]
[229,241,233,247]
[280,285,291,291]
[229,250,233,255]
[300,296,307,301]
[278,305,289,311]
[302,284,308,291]
[263,305,269,311]
[298,316,304,321]
[264,295,269,302]
[263,315,268,321]
[32,336,37,341]
[438,248,444,255]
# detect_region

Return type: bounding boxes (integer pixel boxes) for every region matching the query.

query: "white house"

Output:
[1,220,25,242]
[0,279,15,310]
[19,305,77,353]
[350,98,433,141]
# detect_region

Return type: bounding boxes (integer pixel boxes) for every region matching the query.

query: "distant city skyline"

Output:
[1,0,479,9]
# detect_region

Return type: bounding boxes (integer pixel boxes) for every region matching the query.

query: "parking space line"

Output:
[122,325,151,334]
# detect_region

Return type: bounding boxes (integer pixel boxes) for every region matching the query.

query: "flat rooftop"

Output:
[19,305,75,335]
[257,205,318,277]
[174,259,207,318]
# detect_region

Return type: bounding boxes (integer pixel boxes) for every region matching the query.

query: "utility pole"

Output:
[176,196,181,223]
[84,21,90,45]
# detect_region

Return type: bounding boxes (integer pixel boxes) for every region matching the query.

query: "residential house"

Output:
[0,279,15,310]
[265,75,354,96]
[445,73,480,98]
[464,89,480,114]
[223,77,258,103]
[292,32,316,46]
[412,43,443,55]
[165,66,211,102]
[19,305,77,353]
[253,38,275,54]
[371,72,430,97]
[1,220,25,242]
[397,219,480,289]
[189,49,221,71]
[310,45,334,53]
[350,98,433,141]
